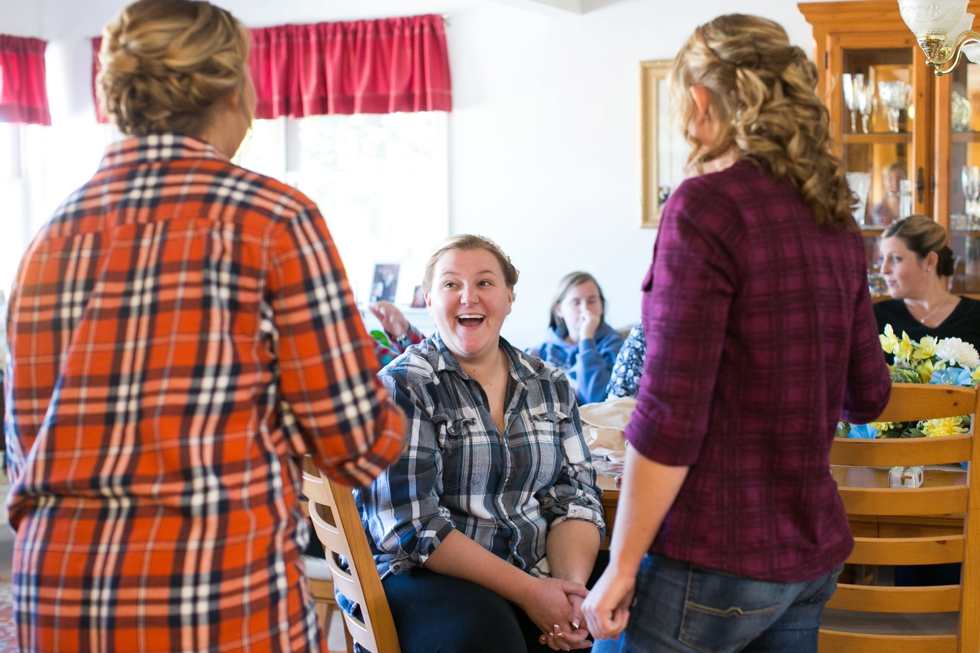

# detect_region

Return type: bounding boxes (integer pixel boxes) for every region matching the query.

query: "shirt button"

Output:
[504,477,510,483]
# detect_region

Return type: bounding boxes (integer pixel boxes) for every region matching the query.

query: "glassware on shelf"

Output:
[898,179,913,219]
[961,165,980,229]
[842,73,859,133]
[845,171,872,226]
[952,91,972,132]
[857,80,875,134]
[877,81,913,132]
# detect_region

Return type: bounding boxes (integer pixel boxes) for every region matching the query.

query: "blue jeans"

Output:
[594,555,843,653]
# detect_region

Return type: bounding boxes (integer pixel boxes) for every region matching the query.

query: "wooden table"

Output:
[596,475,619,549]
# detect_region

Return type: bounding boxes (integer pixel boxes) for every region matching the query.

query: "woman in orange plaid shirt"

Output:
[2,1,404,651]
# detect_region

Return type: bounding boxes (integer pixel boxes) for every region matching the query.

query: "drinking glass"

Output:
[857,80,875,134]
[964,166,980,231]
[845,171,872,226]
[842,73,858,133]
[877,81,913,133]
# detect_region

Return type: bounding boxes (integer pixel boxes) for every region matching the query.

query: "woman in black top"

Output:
[875,215,980,353]
[874,215,976,587]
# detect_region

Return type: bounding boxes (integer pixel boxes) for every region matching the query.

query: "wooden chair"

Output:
[301,457,401,653]
[819,383,980,653]
[303,553,340,649]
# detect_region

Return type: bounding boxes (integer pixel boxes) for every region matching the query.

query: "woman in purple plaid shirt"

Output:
[583,14,891,653]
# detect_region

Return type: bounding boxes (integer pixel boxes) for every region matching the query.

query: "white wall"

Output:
[4,0,849,348]
[0,1,41,37]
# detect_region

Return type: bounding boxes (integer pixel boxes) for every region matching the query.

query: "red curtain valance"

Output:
[249,14,452,118]
[0,34,51,126]
[92,14,451,122]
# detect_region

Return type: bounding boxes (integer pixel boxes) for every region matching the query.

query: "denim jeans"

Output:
[594,555,843,653]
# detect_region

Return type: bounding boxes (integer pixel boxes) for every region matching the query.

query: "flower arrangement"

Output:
[836,324,980,439]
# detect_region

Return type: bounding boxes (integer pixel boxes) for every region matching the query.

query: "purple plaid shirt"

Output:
[627,161,890,583]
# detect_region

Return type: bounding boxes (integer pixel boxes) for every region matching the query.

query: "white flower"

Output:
[934,337,980,369]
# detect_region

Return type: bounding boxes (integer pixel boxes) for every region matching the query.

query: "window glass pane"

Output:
[232,112,448,304]
[291,112,448,304]
[0,124,14,179]
[234,117,287,181]
[0,181,24,295]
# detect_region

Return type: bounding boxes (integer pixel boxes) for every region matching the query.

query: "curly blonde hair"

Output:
[97,0,251,137]
[669,14,852,229]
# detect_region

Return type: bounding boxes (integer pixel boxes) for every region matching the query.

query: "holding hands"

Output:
[582,566,635,642]
[523,577,592,651]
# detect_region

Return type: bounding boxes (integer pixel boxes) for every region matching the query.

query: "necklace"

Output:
[913,292,950,325]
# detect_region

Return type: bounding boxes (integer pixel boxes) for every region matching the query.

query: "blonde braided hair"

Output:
[669,14,852,230]
[98,0,250,137]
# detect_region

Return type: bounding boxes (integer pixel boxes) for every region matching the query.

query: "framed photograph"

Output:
[369,263,400,303]
[640,60,691,228]
[410,285,426,308]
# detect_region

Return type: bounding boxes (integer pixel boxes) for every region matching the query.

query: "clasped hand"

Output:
[521,577,593,651]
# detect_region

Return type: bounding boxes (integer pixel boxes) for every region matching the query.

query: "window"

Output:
[234,111,449,304]
[0,124,27,298]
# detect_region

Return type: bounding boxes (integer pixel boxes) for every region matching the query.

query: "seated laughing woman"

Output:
[357,235,606,653]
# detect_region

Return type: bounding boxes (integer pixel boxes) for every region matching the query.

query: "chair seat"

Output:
[303,554,334,581]
[821,609,958,637]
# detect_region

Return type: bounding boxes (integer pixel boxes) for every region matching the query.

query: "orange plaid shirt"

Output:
[3,133,403,653]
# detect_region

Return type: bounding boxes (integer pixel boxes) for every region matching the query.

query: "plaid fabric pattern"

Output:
[3,133,403,652]
[357,333,605,578]
[627,161,891,583]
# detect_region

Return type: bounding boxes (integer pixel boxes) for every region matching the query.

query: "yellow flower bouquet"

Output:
[836,325,979,439]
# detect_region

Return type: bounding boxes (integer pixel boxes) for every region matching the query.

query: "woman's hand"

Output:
[577,310,601,342]
[538,592,592,650]
[519,577,591,651]
[581,567,635,642]
[369,300,410,340]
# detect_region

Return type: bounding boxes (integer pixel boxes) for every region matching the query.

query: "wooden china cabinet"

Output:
[800,1,980,293]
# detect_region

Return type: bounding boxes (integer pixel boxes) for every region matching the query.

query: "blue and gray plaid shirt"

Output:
[356,332,605,578]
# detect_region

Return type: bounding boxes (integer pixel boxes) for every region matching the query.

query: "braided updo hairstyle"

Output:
[97,0,251,137]
[669,14,852,230]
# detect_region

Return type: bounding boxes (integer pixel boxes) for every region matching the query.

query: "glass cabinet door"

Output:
[947,61,980,293]
[831,32,929,295]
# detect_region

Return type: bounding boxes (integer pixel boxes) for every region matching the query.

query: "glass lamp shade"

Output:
[898,0,969,40]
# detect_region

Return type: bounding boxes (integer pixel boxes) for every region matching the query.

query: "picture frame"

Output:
[640,59,690,229]
[369,263,400,303]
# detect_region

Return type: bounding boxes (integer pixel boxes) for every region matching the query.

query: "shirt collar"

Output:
[429,332,544,387]
[99,132,228,171]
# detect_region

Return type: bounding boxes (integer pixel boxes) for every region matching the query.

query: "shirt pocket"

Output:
[432,412,478,494]
[524,411,567,493]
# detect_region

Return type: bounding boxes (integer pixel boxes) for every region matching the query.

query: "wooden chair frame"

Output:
[820,383,980,653]
[302,458,401,653]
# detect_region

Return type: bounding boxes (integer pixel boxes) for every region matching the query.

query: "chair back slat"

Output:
[838,486,968,516]
[817,630,957,653]
[829,435,972,467]
[847,535,964,566]
[820,384,980,652]
[875,384,977,422]
[825,584,961,613]
[302,458,402,653]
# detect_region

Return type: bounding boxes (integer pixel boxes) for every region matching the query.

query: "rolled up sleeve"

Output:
[270,209,405,488]
[539,398,606,539]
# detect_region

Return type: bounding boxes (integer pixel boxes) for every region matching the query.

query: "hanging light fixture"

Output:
[898,0,980,75]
